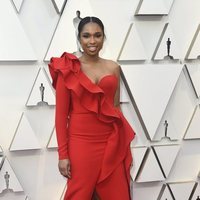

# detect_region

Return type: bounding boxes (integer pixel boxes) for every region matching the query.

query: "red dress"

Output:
[48,52,135,200]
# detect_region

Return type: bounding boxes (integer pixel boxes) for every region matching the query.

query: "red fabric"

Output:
[48,52,135,195]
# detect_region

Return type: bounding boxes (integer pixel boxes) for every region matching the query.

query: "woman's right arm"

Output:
[55,73,71,178]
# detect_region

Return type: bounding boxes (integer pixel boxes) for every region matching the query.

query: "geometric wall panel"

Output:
[9,112,41,151]
[60,184,67,200]
[120,79,130,103]
[0,157,24,193]
[152,70,197,141]
[135,0,174,16]
[11,0,24,13]
[44,0,94,60]
[0,147,3,154]
[0,156,4,169]
[121,64,183,140]
[152,23,181,60]
[130,147,148,181]
[0,1,37,61]
[26,68,55,106]
[117,23,147,61]
[0,146,3,168]
[152,145,180,178]
[184,105,200,140]
[136,147,165,182]
[191,182,200,200]
[153,115,178,141]
[186,64,200,98]
[157,184,174,200]
[132,183,163,200]
[51,0,67,13]
[168,181,196,200]
[46,127,58,149]
[185,24,200,60]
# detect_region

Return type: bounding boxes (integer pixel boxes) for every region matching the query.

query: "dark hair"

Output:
[77,16,105,39]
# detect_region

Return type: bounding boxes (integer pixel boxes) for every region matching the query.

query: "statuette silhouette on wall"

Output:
[161,120,171,140]
[4,171,10,190]
[37,83,48,106]
[164,38,174,60]
[197,196,200,200]
[73,10,83,56]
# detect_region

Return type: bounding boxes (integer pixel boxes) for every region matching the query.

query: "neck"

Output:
[81,53,100,63]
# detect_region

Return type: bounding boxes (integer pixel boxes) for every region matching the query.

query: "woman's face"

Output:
[79,22,104,56]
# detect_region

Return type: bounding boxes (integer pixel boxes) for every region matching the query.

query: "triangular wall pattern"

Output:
[152,145,180,178]
[0,156,4,169]
[153,115,179,141]
[0,157,24,193]
[135,0,174,15]
[60,184,67,200]
[157,184,174,200]
[11,0,24,12]
[152,70,196,141]
[26,68,55,106]
[184,105,200,140]
[9,112,41,151]
[186,64,200,98]
[51,0,67,13]
[47,127,58,149]
[0,146,3,154]
[45,0,94,60]
[120,79,130,103]
[185,24,200,59]
[169,181,196,200]
[136,147,165,182]
[191,182,200,200]
[117,23,147,61]
[0,1,36,60]
[121,64,183,140]
[130,147,148,181]
[152,23,181,60]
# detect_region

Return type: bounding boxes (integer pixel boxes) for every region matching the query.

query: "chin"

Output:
[86,51,99,56]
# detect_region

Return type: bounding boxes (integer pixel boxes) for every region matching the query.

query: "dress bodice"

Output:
[70,74,118,114]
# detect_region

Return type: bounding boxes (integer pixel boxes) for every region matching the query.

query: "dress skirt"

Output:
[65,112,130,200]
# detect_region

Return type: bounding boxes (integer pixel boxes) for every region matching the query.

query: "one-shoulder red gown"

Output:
[48,52,135,200]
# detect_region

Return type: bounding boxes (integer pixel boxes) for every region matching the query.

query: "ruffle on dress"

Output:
[48,52,135,184]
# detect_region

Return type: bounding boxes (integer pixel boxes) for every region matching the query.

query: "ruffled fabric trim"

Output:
[49,52,135,184]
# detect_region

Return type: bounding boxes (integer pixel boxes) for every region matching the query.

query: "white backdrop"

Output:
[1,0,200,199]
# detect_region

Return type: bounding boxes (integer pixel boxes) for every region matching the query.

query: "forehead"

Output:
[81,22,103,33]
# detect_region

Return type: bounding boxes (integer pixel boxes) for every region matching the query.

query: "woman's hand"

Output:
[58,159,71,179]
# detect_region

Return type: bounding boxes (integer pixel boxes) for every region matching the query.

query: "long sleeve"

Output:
[55,73,71,160]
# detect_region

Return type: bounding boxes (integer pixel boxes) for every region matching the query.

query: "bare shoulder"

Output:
[103,59,120,75]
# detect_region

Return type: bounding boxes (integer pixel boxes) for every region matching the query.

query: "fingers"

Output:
[67,164,71,179]
[59,163,71,179]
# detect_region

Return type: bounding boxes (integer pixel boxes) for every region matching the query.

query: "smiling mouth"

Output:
[88,46,97,51]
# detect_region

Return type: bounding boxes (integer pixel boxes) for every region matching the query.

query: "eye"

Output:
[82,34,90,38]
[82,33,90,38]
[95,33,103,38]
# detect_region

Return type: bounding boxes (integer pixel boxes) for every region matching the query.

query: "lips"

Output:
[88,46,97,51]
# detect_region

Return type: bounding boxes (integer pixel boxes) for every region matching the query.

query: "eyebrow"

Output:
[81,31,103,34]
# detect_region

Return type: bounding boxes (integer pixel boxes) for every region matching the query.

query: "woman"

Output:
[48,16,135,200]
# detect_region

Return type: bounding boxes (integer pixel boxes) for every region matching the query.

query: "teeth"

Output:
[88,47,97,51]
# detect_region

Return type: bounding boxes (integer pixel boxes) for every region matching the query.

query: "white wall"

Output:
[1,0,200,199]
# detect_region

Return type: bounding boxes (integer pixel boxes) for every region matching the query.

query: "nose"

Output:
[89,36,96,44]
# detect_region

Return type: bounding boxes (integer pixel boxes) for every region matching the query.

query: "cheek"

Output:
[98,39,104,47]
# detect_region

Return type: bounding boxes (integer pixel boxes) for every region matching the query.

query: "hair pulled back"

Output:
[77,16,105,39]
